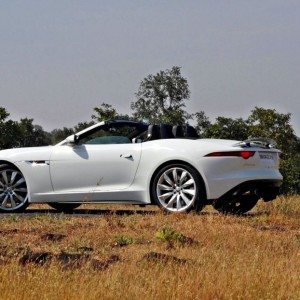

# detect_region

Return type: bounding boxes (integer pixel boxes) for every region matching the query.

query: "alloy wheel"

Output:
[156,167,197,212]
[0,168,28,211]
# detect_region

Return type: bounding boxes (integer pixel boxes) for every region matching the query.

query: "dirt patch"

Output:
[0,229,19,234]
[77,246,94,252]
[57,251,91,268]
[91,254,120,270]
[141,251,188,264]
[41,233,66,242]
[19,251,53,266]
[254,224,286,232]
[178,235,197,245]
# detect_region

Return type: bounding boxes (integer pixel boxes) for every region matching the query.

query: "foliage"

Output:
[16,118,51,147]
[0,107,51,149]
[279,156,300,193]
[50,127,74,145]
[247,107,297,152]
[155,227,185,243]
[74,121,95,133]
[92,103,118,122]
[92,102,134,122]
[0,107,9,121]
[114,235,134,247]
[0,119,20,149]
[194,111,211,137]
[207,117,249,140]
[131,66,191,124]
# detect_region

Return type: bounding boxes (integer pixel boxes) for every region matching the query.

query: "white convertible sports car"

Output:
[0,120,282,214]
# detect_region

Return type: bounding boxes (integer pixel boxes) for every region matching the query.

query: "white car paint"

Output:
[0,122,282,206]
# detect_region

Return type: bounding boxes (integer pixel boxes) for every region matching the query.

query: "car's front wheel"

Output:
[152,163,205,213]
[47,203,81,213]
[0,164,29,213]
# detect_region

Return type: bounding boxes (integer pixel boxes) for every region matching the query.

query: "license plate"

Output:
[259,152,276,160]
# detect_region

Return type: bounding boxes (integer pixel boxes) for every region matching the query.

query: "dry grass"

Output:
[0,196,299,300]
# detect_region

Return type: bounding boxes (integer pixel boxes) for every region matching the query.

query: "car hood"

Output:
[0,146,54,163]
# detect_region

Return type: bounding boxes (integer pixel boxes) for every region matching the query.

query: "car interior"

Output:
[134,124,199,143]
[77,121,199,145]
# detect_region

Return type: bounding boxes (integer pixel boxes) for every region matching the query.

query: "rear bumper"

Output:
[204,168,283,200]
[211,179,282,202]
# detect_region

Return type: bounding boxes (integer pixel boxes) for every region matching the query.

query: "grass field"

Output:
[0,196,299,300]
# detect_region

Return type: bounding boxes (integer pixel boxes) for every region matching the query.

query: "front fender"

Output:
[0,146,54,203]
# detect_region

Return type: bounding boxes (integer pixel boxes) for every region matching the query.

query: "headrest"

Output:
[159,124,174,139]
[185,125,199,138]
[146,124,198,140]
[146,124,160,141]
[172,125,199,138]
[172,125,184,138]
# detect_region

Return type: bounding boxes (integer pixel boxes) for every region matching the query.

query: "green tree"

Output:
[16,118,51,147]
[0,107,12,149]
[194,111,211,137]
[74,121,95,132]
[0,119,20,150]
[0,108,51,149]
[247,107,297,153]
[195,112,249,140]
[92,103,118,122]
[50,127,74,145]
[92,102,134,122]
[0,107,9,122]
[131,66,191,124]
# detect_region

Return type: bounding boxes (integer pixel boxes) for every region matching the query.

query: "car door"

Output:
[49,122,144,195]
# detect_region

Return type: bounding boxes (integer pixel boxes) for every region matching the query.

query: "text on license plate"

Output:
[259,152,276,160]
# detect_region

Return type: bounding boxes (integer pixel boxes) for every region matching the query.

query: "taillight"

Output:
[205,151,255,159]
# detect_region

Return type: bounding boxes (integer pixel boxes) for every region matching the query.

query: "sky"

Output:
[0,0,299,135]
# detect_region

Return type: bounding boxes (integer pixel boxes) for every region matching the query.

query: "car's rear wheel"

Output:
[213,187,259,215]
[0,164,29,213]
[152,163,205,213]
[47,203,81,213]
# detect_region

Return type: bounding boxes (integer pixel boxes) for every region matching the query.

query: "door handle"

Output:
[120,153,133,159]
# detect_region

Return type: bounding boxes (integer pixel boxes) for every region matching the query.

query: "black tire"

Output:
[213,188,259,215]
[47,203,81,213]
[151,163,206,213]
[0,164,29,213]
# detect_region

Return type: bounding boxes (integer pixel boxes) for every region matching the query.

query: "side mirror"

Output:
[132,138,142,144]
[65,134,78,145]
